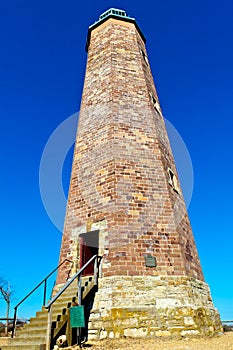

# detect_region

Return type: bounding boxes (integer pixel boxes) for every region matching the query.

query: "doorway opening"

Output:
[79,230,99,276]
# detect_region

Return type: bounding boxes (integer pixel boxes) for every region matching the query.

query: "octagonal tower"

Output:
[57,9,222,338]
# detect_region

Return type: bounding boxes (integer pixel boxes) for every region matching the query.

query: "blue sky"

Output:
[0,0,232,321]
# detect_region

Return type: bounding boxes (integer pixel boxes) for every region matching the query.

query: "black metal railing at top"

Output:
[12,258,73,338]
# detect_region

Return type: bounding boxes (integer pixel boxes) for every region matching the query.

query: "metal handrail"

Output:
[45,254,101,350]
[12,258,73,338]
[46,255,100,309]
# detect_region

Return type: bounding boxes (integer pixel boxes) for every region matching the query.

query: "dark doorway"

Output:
[79,230,99,276]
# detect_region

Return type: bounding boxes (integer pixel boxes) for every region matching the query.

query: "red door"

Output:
[80,230,99,276]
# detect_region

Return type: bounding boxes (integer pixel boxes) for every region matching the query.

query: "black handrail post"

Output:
[77,273,82,348]
[94,256,98,286]
[43,279,47,306]
[46,305,52,350]
[12,307,17,338]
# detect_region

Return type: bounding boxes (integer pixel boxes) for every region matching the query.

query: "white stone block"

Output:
[184,316,195,326]
[124,327,148,337]
[109,331,114,338]
[124,328,137,337]
[99,330,108,339]
[181,330,199,336]
[155,330,171,337]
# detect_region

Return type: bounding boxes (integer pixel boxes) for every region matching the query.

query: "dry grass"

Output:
[1,332,232,350]
[65,332,233,350]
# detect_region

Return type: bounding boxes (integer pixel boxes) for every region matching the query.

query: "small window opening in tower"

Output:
[140,47,149,65]
[149,92,162,115]
[168,168,174,183]
[168,168,180,194]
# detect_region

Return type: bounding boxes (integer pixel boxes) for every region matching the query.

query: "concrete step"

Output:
[2,275,96,350]
[15,326,47,337]
[2,344,46,350]
[5,335,47,344]
[34,304,71,322]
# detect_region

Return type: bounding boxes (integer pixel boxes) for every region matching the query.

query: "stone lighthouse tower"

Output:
[57,9,222,338]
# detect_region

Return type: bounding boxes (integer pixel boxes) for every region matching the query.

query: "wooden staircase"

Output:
[1,276,95,350]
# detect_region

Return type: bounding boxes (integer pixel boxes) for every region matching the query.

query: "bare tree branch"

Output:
[0,277,14,335]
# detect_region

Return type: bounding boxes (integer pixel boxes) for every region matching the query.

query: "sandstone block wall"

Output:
[88,276,222,339]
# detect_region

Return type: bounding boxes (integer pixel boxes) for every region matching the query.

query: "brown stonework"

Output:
[56,9,222,337]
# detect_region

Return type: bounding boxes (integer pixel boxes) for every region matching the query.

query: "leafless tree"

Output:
[0,278,13,335]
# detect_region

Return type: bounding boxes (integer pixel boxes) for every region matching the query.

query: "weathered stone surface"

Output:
[86,275,222,339]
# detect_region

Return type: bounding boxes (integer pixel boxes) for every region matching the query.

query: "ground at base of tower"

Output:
[60,332,233,350]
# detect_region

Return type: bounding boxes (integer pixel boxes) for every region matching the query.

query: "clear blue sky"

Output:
[0,1,232,321]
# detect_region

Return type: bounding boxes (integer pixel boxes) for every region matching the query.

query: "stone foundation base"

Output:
[87,276,222,339]
[88,305,222,339]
